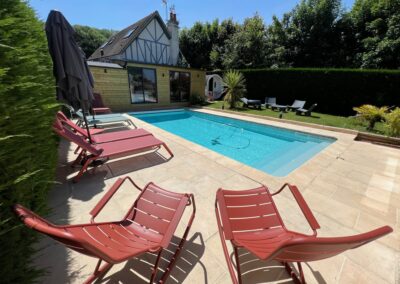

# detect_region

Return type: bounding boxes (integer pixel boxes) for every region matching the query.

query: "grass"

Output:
[204,101,387,135]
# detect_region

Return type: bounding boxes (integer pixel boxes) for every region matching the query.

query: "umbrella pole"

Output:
[83,112,93,143]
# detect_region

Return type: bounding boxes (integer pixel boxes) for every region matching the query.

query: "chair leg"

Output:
[150,250,163,284]
[73,156,95,183]
[162,143,174,158]
[234,246,243,284]
[282,261,306,284]
[158,195,196,284]
[84,259,113,284]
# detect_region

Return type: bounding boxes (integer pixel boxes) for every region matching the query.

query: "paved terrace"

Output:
[36,108,399,284]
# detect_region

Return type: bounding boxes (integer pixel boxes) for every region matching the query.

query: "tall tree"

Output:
[222,14,268,69]
[73,25,116,58]
[350,0,400,68]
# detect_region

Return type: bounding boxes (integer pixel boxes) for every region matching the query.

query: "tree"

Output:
[350,0,400,68]
[222,14,268,69]
[268,0,344,67]
[73,25,116,58]
[223,70,247,109]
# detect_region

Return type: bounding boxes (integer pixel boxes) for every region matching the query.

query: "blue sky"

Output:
[29,0,355,30]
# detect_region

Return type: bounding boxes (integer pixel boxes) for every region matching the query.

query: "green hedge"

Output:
[0,1,58,283]
[216,68,400,115]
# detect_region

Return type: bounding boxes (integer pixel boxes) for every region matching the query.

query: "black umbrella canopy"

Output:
[45,10,94,140]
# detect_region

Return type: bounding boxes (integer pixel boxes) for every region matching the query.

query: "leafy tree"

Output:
[223,70,246,109]
[349,0,400,68]
[222,14,268,69]
[73,25,116,58]
[0,0,58,282]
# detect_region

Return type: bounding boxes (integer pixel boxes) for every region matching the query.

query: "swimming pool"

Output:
[131,110,335,176]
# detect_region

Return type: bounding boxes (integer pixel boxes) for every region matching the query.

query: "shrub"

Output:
[189,91,206,105]
[384,108,400,137]
[212,68,400,115]
[0,0,58,282]
[353,104,388,130]
[223,70,246,109]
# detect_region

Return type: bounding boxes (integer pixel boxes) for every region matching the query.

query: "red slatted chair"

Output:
[13,177,196,284]
[57,111,106,136]
[52,119,174,182]
[215,183,393,284]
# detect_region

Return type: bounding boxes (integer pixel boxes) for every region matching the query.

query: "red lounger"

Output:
[215,183,393,284]
[14,177,196,284]
[53,119,173,182]
[57,111,106,136]
[56,111,151,143]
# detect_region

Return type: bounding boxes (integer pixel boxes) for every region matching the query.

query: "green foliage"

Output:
[223,14,268,69]
[189,91,206,105]
[353,104,388,130]
[384,108,400,137]
[73,25,116,58]
[223,70,246,109]
[179,0,400,70]
[180,19,238,69]
[213,68,400,115]
[0,0,58,282]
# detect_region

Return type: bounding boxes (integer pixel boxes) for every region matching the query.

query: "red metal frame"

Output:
[53,119,174,182]
[215,183,393,284]
[14,177,195,284]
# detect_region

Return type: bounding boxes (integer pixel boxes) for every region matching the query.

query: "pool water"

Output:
[131,110,335,176]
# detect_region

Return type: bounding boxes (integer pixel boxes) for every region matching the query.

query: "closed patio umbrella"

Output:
[45,10,94,142]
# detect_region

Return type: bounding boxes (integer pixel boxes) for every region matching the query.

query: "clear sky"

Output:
[29,0,356,30]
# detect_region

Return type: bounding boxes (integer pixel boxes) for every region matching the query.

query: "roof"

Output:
[87,61,123,69]
[89,11,171,60]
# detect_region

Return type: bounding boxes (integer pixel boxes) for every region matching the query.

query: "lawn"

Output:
[204,101,387,135]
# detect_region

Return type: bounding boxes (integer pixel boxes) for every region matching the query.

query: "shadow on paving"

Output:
[101,232,206,283]
[231,248,327,283]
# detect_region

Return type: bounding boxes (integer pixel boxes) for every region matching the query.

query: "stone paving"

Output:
[35,108,399,283]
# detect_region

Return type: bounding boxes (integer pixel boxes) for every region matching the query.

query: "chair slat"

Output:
[224,193,271,206]
[227,203,277,218]
[230,215,281,232]
[141,189,181,209]
[132,210,170,234]
[135,198,176,221]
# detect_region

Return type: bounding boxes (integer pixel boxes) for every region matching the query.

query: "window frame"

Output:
[128,66,158,104]
[169,71,191,103]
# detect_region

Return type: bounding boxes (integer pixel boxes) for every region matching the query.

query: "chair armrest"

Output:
[272,183,320,233]
[89,176,142,223]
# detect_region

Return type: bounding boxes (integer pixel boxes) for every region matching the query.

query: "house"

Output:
[88,10,205,111]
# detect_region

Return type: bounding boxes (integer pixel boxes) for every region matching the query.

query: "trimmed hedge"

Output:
[0,1,58,283]
[215,68,400,116]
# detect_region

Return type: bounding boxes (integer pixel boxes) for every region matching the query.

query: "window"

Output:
[123,27,137,39]
[170,71,191,102]
[128,67,157,104]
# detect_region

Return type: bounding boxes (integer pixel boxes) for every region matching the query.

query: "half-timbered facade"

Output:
[88,11,205,112]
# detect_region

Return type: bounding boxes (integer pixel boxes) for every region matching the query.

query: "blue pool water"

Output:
[131,110,335,176]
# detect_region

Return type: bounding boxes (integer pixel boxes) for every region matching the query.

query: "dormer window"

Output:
[123,27,137,39]
[107,37,114,45]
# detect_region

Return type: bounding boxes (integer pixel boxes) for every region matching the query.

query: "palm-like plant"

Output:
[223,70,246,109]
[353,104,388,130]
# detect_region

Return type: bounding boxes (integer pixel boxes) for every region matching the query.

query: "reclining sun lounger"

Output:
[240,98,262,109]
[53,119,173,182]
[14,176,196,284]
[56,111,150,144]
[296,103,317,116]
[264,97,276,108]
[64,104,134,128]
[287,100,306,111]
[75,110,135,128]
[215,184,392,284]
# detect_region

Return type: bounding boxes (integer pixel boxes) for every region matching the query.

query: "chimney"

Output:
[167,8,179,65]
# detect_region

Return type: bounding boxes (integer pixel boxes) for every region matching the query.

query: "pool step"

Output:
[259,141,324,176]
